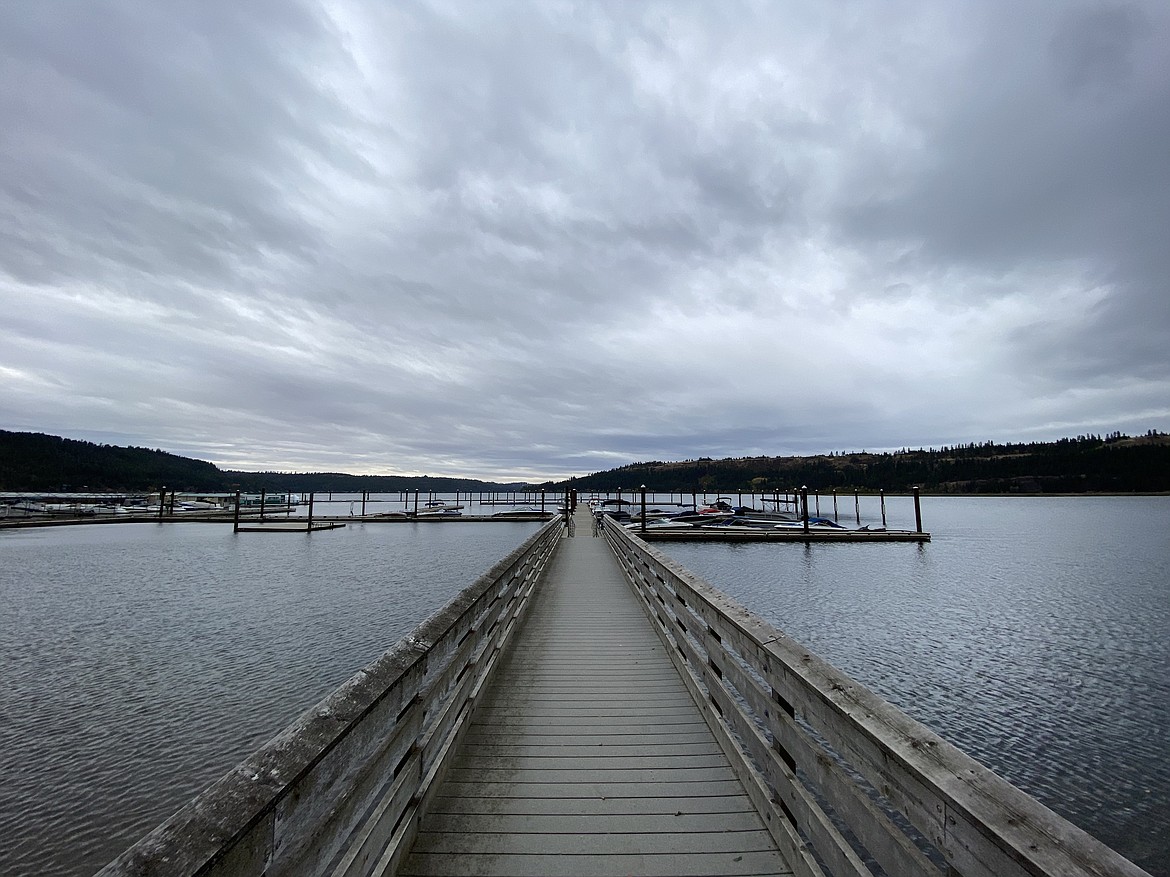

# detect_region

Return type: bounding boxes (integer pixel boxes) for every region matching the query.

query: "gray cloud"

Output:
[2,1,1168,480]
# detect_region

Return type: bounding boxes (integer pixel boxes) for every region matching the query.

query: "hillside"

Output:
[0,431,511,493]
[562,432,1170,494]
[3,429,1168,494]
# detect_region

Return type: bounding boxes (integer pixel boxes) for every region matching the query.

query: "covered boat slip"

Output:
[399,513,789,876]
[98,511,1150,877]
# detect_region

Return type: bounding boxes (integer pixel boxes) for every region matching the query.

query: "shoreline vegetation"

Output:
[2,429,1168,495]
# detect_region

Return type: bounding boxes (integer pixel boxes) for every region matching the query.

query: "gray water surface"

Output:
[3,498,1167,876]
[660,495,1170,876]
[0,520,540,877]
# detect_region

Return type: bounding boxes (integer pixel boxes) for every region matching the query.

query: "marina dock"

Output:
[98,508,1149,877]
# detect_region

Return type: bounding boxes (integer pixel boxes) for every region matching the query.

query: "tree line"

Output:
[0,431,514,493]
[560,432,1170,494]
[3,429,1168,494]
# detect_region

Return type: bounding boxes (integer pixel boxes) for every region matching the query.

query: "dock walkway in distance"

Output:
[398,511,793,877]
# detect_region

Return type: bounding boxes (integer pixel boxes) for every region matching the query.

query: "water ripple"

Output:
[0,520,540,877]
[665,496,1170,877]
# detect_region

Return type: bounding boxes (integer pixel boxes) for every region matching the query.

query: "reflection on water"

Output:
[661,496,1170,876]
[0,519,540,877]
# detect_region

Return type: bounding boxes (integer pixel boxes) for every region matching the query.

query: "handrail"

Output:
[601,516,1150,877]
[98,518,562,877]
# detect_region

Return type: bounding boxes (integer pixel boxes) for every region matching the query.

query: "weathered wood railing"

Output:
[99,518,562,877]
[601,516,1150,877]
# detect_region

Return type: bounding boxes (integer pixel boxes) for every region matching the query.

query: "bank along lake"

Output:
[1,495,1166,876]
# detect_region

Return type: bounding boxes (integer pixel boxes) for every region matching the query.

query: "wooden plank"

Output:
[421,812,769,833]
[425,794,758,816]
[410,828,779,854]
[400,849,791,877]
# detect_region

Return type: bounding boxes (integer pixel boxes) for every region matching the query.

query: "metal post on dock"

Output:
[815,492,821,517]
[307,493,314,529]
[854,491,860,526]
[361,491,367,517]
[233,490,241,533]
[640,485,647,534]
[913,486,923,533]
[414,490,419,515]
[158,487,166,521]
[541,489,546,517]
[260,489,267,522]
[801,486,810,533]
[833,490,839,522]
[880,490,887,528]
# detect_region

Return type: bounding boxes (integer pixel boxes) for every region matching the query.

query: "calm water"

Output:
[0,519,541,877]
[3,497,1167,876]
[660,495,1170,876]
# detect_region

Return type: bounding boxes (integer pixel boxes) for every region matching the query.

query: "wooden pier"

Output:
[398,510,788,876]
[98,510,1150,877]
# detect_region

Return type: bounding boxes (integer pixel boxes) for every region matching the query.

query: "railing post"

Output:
[913,486,923,533]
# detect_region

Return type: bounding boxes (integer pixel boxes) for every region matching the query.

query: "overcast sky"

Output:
[2,1,1168,481]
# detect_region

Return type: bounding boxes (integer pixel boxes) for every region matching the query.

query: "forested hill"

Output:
[4,429,1169,494]
[0,431,226,491]
[564,433,1170,494]
[0,431,509,493]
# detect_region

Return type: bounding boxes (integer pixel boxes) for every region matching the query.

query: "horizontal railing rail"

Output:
[601,516,1149,877]
[98,517,562,877]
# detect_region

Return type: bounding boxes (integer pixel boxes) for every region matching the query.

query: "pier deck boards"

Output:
[399,514,792,877]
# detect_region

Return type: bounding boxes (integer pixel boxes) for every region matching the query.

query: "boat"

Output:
[414,501,463,517]
[491,507,547,519]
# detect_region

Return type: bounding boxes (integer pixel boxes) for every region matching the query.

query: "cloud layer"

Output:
[2,1,1168,479]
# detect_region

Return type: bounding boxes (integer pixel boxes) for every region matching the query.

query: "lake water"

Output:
[2,496,1166,876]
[659,495,1170,876]
[0,519,542,877]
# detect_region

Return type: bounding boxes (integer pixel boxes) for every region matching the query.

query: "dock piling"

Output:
[913,486,923,533]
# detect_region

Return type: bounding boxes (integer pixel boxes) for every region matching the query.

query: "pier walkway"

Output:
[98,509,1151,877]
[399,513,790,876]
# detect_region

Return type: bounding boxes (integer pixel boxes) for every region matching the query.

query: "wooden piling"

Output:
[307,493,315,529]
[880,490,887,528]
[233,490,240,533]
[801,486,810,533]
[913,486,923,533]
[640,485,647,534]
[854,491,860,525]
